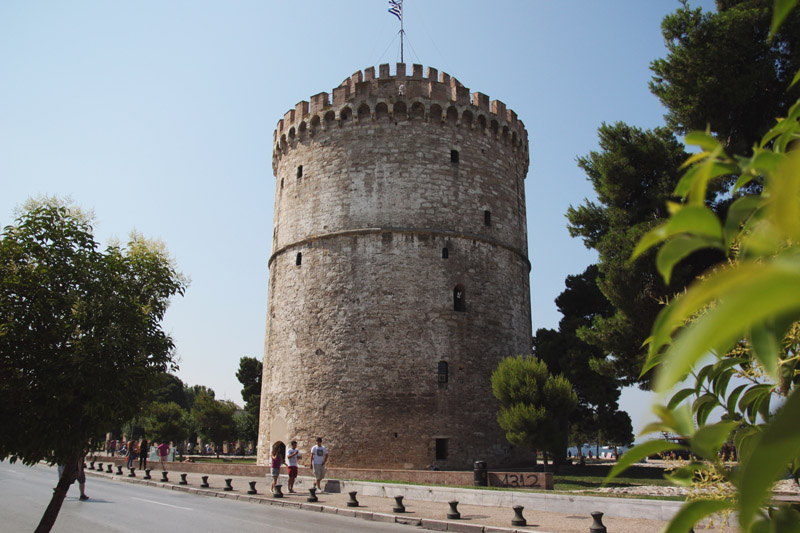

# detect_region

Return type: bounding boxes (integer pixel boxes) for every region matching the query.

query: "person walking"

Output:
[58,452,89,501]
[126,439,138,469]
[157,441,170,470]
[269,442,283,493]
[138,436,149,470]
[285,440,301,493]
[310,437,328,492]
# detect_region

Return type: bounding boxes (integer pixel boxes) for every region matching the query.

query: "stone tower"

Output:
[259,63,532,469]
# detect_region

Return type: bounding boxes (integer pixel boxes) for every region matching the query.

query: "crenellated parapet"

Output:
[272,63,529,175]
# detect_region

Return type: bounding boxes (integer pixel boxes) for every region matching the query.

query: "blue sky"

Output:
[1,0,717,439]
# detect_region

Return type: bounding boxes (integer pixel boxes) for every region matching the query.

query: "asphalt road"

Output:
[0,461,412,532]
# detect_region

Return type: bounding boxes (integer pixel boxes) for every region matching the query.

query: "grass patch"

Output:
[188,457,257,464]
[553,464,671,491]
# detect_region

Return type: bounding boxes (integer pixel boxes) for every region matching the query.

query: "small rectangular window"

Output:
[450,150,459,164]
[297,165,303,178]
[437,361,448,383]
[435,438,448,461]
[484,210,491,226]
[441,248,449,259]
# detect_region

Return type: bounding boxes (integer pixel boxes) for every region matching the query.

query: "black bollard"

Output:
[347,491,359,507]
[144,469,151,480]
[224,478,233,491]
[247,481,257,495]
[590,511,607,533]
[96,463,103,472]
[273,484,283,498]
[307,487,318,502]
[200,475,209,488]
[179,473,188,485]
[161,471,169,482]
[512,505,527,527]
[116,465,123,476]
[89,461,95,470]
[447,501,461,520]
[393,495,405,513]
[128,467,136,478]
[106,464,113,473]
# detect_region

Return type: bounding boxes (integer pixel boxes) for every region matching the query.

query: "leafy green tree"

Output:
[236,356,262,443]
[0,198,186,532]
[191,393,236,458]
[491,356,578,469]
[608,6,800,530]
[651,0,800,154]
[567,123,722,386]
[533,265,632,454]
[233,409,257,445]
[141,401,189,446]
[184,384,215,411]
[150,373,189,409]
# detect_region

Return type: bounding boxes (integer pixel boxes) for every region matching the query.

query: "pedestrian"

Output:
[157,441,170,470]
[58,452,89,501]
[270,442,283,493]
[126,439,138,469]
[138,436,149,470]
[109,439,116,457]
[285,440,301,493]
[310,437,328,492]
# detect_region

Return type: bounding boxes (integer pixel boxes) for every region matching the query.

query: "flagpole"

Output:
[400,1,404,63]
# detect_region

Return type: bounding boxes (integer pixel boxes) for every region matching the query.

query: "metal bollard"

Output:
[179,473,188,485]
[273,484,283,498]
[128,467,136,478]
[106,464,113,473]
[512,505,527,527]
[393,495,405,513]
[200,475,209,488]
[224,478,233,491]
[144,469,151,480]
[161,471,169,482]
[89,461,95,470]
[247,481,257,495]
[447,500,461,520]
[590,511,607,533]
[307,487,318,502]
[116,465,123,475]
[347,491,359,507]
[96,463,103,472]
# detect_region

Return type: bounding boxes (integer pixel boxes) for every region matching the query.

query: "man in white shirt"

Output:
[309,437,328,492]
[285,440,301,493]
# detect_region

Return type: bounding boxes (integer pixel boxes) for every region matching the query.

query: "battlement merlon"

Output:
[274,64,528,145]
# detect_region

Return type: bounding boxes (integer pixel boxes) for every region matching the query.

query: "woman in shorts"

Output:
[269,442,283,493]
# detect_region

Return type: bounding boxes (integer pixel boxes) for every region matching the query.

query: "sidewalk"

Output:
[82,462,737,533]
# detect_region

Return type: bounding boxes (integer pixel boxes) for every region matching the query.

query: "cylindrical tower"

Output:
[259,63,532,469]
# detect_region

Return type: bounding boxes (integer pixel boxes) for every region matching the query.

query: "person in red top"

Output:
[157,442,170,470]
[269,442,283,493]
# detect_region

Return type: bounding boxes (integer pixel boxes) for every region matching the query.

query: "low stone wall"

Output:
[87,456,552,490]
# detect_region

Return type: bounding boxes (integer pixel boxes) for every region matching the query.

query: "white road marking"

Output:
[131,497,193,511]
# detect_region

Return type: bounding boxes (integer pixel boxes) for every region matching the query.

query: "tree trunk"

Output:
[35,452,81,533]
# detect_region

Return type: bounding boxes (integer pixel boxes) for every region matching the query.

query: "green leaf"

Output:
[738,384,774,412]
[739,389,800,529]
[771,0,800,36]
[663,499,735,533]
[657,235,722,284]
[768,151,800,242]
[631,206,723,262]
[604,439,685,485]
[651,256,800,392]
[694,393,720,426]
[723,195,761,246]
[749,322,781,377]
[668,387,696,410]
[690,421,739,460]
[685,131,723,152]
[726,383,747,414]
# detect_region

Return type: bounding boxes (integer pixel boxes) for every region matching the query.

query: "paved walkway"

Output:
[83,464,737,532]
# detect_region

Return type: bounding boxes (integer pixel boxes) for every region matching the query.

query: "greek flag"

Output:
[388,0,402,21]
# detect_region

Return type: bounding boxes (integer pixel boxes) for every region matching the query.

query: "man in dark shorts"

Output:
[58,455,89,501]
[285,440,301,493]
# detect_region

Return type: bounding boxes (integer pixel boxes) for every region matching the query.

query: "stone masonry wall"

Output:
[260,64,533,470]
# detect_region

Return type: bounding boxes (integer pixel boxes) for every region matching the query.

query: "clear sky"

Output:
[1,0,717,439]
